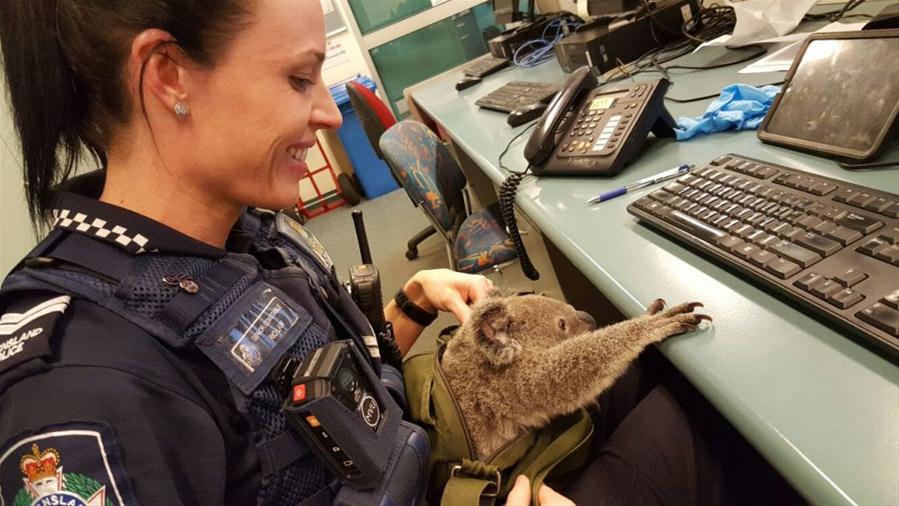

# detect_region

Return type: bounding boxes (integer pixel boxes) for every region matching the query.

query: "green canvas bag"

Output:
[404,334,594,506]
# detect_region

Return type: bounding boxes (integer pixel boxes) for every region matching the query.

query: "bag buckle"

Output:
[450,463,502,498]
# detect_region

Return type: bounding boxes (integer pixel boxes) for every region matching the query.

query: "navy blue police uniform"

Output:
[0,172,423,505]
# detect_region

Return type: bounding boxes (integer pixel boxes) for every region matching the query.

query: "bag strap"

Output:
[439,411,592,506]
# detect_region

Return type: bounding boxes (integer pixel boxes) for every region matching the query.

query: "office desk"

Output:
[407,32,899,506]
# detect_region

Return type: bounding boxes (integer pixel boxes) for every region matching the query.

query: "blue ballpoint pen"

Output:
[587,164,692,204]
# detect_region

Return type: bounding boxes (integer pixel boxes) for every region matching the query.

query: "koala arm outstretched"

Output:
[501,300,709,423]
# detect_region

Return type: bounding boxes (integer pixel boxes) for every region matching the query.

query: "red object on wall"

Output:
[297,139,345,219]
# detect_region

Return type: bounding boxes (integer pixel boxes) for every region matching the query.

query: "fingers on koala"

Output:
[473,300,522,367]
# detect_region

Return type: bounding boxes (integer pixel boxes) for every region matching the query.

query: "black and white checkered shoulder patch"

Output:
[52,209,150,254]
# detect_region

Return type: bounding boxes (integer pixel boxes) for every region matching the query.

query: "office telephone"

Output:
[524,66,676,176]
[501,66,677,280]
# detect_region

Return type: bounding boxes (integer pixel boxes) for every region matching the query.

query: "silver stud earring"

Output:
[174,101,190,118]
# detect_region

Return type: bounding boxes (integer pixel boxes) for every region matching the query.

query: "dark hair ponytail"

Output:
[0,0,84,226]
[0,0,254,226]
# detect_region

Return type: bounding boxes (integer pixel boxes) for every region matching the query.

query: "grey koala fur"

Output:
[441,290,710,460]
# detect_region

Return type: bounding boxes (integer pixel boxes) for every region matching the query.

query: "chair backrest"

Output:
[379,120,467,233]
[346,80,396,160]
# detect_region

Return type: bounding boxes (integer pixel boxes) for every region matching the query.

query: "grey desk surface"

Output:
[407,28,899,506]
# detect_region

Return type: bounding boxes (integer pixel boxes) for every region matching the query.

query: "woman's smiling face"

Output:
[182,0,342,211]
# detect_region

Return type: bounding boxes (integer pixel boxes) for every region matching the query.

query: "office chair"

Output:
[345,80,437,260]
[379,120,518,275]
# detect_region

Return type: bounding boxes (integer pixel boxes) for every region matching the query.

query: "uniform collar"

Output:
[51,172,234,258]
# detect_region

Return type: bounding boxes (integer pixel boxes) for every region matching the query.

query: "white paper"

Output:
[724,0,819,47]
[322,39,350,71]
[738,21,867,74]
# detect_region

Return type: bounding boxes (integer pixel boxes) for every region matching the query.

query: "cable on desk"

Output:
[664,80,784,103]
[804,0,871,22]
[837,158,899,170]
[499,170,540,280]
[604,2,740,84]
[512,14,583,68]
[497,123,540,280]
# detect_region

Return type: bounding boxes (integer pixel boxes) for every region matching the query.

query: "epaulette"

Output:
[0,293,71,375]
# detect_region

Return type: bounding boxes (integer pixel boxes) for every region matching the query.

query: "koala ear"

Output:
[472,301,521,367]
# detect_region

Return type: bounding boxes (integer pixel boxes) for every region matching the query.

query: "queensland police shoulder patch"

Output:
[0,295,70,374]
[0,424,134,506]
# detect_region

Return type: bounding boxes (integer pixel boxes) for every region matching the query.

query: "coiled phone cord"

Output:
[499,169,540,280]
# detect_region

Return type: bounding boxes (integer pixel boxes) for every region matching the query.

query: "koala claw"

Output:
[659,301,704,318]
[646,298,666,315]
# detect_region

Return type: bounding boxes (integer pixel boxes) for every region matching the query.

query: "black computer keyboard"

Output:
[475,81,559,113]
[463,54,510,78]
[627,154,899,356]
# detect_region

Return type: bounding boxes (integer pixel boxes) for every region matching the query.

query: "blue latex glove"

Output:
[675,84,781,141]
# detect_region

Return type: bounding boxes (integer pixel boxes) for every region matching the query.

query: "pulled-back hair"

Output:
[0,0,255,225]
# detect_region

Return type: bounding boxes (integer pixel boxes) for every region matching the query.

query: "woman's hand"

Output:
[506,475,575,506]
[404,268,493,323]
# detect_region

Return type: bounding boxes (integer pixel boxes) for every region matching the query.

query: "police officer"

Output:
[0,1,809,505]
[0,1,518,504]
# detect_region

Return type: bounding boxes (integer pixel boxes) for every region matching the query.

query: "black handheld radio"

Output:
[347,211,403,369]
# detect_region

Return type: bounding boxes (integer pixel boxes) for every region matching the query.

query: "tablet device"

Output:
[758,29,899,161]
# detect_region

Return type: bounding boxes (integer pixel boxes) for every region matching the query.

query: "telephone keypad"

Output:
[560,88,646,158]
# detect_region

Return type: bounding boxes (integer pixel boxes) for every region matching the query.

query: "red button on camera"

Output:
[292,384,307,403]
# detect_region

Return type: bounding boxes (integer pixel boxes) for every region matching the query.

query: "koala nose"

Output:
[576,311,596,330]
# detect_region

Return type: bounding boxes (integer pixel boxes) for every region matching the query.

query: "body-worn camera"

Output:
[281,340,429,502]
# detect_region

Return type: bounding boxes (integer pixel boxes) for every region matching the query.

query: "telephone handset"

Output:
[524,66,598,165]
[524,66,676,177]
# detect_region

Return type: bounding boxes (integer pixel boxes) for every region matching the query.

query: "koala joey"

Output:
[440,291,710,460]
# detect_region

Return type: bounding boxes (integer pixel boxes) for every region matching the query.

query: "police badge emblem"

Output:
[0,426,133,506]
[276,213,333,271]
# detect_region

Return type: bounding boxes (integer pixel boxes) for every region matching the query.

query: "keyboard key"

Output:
[810,279,841,300]
[717,235,744,250]
[663,210,729,243]
[812,221,838,236]
[881,289,899,310]
[825,226,863,246]
[769,240,822,268]
[875,244,899,266]
[810,182,837,196]
[794,232,842,257]
[734,243,760,260]
[864,197,893,213]
[764,257,801,279]
[794,272,825,291]
[882,202,899,218]
[827,288,865,309]
[734,224,756,238]
[650,190,676,203]
[833,187,859,203]
[664,182,686,194]
[750,249,776,267]
[836,212,883,234]
[848,192,877,208]
[856,303,899,336]
[858,238,888,257]
[877,228,899,244]
[833,268,867,288]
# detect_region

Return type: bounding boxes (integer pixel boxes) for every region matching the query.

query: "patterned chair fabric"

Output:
[380,120,517,274]
[453,203,518,274]
[379,121,467,232]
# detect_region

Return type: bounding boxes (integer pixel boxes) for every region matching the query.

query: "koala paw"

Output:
[645,301,711,342]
